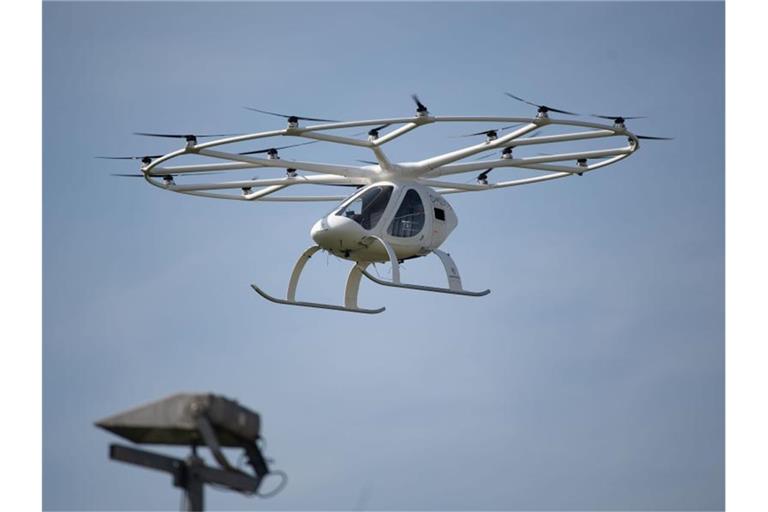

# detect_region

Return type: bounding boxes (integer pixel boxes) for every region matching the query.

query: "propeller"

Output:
[458,123,524,138]
[411,94,428,114]
[504,92,579,116]
[111,173,175,184]
[524,125,549,138]
[476,168,493,184]
[238,140,319,156]
[356,159,379,165]
[96,154,163,161]
[592,114,646,124]
[635,134,673,140]
[96,154,163,165]
[133,132,239,143]
[470,146,512,161]
[109,171,233,178]
[243,107,338,123]
[367,124,391,138]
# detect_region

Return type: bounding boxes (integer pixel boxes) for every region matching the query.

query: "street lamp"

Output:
[96,393,283,511]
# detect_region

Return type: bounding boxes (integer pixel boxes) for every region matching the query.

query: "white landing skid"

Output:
[360,245,490,297]
[251,246,386,314]
[251,242,489,314]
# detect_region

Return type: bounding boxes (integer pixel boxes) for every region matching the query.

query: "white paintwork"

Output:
[129,111,641,313]
[308,181,457,263]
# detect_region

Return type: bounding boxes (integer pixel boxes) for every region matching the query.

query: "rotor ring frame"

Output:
[139,115,640,202]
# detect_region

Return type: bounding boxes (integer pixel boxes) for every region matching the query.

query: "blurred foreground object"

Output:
[96,393,285,511]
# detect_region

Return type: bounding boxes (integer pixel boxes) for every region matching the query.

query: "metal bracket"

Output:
[109,443,261,511]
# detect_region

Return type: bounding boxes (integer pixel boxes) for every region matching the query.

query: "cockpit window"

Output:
[335,185,393,230]
[388,189,425,238]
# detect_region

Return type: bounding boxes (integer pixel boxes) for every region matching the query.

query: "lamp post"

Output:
[96,393,281,511]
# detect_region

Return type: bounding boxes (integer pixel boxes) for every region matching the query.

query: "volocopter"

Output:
[101,93,669,314]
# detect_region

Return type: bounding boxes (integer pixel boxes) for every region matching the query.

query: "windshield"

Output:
[335,185,394,230]
[388,189,425,238]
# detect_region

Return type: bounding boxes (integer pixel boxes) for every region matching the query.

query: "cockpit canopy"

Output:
[334,184,427,238]
[335,185,393,230]
[387,188,425,238]
[314,182,457,262]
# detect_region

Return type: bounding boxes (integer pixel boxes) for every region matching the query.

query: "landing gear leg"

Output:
[360,237,490,297]
[251,245,385,314]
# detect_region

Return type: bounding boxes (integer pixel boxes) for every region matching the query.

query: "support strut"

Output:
[360,241,490,297]
[251,245,385,314]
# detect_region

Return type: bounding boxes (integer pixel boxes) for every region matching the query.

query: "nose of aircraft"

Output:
[311,214,366,252]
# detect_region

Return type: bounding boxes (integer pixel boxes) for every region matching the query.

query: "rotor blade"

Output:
[411,94,428,111]
[592,114,646,120]
[294,115,339,122]
[110,171,232,178]
[504,92,540,108]
[96,154,163,160]
[356,159,379,165]
[459,129,498,138]
[525,126,548,138]
[243,107,338,122]
[636,135,673,140]
[238,140,319,156]
[243,107,291,118]
[504,92,579,116]
[500,123,524,131]
[458,123,524,137]
[470,152,497,161]
[367,123,391,136]
[478,168,493,179]
[133,132,239,139]
[544,106,580,116]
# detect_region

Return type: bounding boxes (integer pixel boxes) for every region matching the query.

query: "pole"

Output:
[183,447,205,511]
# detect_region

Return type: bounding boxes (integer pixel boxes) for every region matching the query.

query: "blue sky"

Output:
[43,1,724,510]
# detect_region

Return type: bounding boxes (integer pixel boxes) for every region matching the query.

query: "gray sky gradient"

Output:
[43,1,724,510]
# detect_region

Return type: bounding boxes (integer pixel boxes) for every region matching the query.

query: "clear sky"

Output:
[43,1,724,510]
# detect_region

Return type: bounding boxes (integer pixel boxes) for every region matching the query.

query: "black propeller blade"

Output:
[134,132,239,142]
[459,123,524,138]
[96,154,163,161]
[635,134,673,140]
[238,140,319,156]
[110,173,173,183]
[592,114,646,124]
[356,159,379,165]
[411,94,428,114]
[505,92,579,116]
[476,168,493,184]
[367,124,391,137]
[110,171,232,178]
[243,107,338,123]
[470,146,512,161]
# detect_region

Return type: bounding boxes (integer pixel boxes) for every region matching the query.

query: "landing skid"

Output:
[251,245,386,314]
[250,284,385,314]
[360,244,490,297]
[360,270,490,296]
[250,241,489,314]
